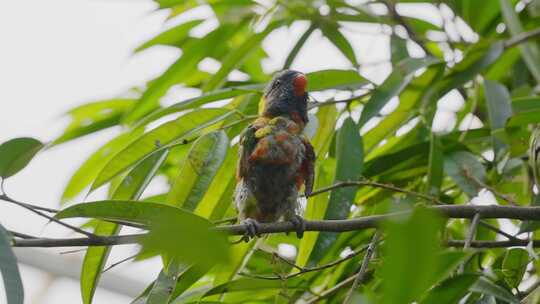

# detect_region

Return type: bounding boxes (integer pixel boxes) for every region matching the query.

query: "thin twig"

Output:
[478,221,520,241]
[459,213,481,273]
[309,180,443,204]
[305,273,362,304]
[382,0,432,55]
[241,241,376,280]
[102,253,138,273]
[343,231,381,303]
[1,194,96,238]
[307,92,372,110]
[0,194,59,213]
[446,239,540,248]
[8,230,38,239]
[505,27,540,49]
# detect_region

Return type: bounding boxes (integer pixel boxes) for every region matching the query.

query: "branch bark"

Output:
[11,204,540,248]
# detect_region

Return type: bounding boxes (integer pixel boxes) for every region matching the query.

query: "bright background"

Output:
[0,1,478,303]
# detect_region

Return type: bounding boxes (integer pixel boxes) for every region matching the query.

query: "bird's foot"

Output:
[241,218,261,242]
[289,215,306,239]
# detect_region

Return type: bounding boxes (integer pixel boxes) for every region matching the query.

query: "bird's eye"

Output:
[272,80,281,89]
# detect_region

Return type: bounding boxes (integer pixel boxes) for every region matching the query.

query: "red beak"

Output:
[293,74,307,97]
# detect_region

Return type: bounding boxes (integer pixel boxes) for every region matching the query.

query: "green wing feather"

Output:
[237,126,257,179]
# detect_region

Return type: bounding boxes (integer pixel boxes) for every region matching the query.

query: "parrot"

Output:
[234,69,315,239]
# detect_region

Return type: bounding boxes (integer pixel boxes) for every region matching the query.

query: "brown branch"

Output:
[344,231,381,303]
[11,204,540,248]
[446,239,540,248]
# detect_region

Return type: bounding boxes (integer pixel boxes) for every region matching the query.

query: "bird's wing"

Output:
[302,138,316,197]
[237,125,258,180]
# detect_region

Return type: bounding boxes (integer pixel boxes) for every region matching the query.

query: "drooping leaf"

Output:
[421,274,479,304]
[443,151,486,197]
[135,19,204,52]
[62,130,143,203]
[426,133,444,196]
[0,224,23,304]
[309,118,363,263]
[359,57,440,127]
[470,277,519,304]
[507,97,540,127]
[501,248,529,288]
[56,201,229,267]
[80,150,168,304]
[91,108,231,190]
[147,261,188,304]
[53,99,134,145]
[283,24,316,69]
[320,22,358,66]
[203,21,284,91]
[166,131,229,211]
[500,0,540,83]
[203,277,308,297]
[0,137,43,179]
[124,24,241,122]
[381,207,444,304]
[484,80,512,158]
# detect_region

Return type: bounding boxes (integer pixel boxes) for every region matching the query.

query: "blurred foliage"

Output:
[3,0,540,303]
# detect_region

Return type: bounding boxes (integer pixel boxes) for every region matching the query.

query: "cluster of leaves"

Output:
[2,0,540,303]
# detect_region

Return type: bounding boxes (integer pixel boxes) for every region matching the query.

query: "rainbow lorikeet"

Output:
[234,70,315,239]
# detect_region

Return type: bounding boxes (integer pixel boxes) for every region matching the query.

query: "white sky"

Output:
[0,1,475,303]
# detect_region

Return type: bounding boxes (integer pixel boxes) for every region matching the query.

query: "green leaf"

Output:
[390,34,409,64]
[56,201,229,267]
[0,224,23,304]
[0,137,43,179]
[435,42,504,97]
[309,118,363,263]
[283,24,316,69]
[500,0,540,83]
[139,84,263,126]
[124,24,241,122]
[306,69,369,92]
[421,274,479,304]
[166,131,229,211]
[80,149,169,304]
[91,108,231,190]
[53,99,134,145]
[381,207,444,304]
[426,134,444,196]
[203,277,307,297]
[359,57,440,127]
[363,63,445,153]
[470,277,519,304]
[320,22,358,66]
[203,21,283,91]
[194,145,237,218]
[443,151,486,197]
[484,80,512,158]
[147,262,188,304]
[507,97,540,127]
[501,248,529,288]
[61,129,143,202]
[134,19,204,52]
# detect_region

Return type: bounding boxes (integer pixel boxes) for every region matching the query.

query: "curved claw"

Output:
[289,215,306,239]
[241,218,261,242]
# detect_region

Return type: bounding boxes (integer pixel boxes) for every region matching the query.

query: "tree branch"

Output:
[344,231,381,303]
[11,204,540,247]
[446,239,540,248]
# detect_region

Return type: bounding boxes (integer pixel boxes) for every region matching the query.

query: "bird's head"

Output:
[262,69,308,126]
